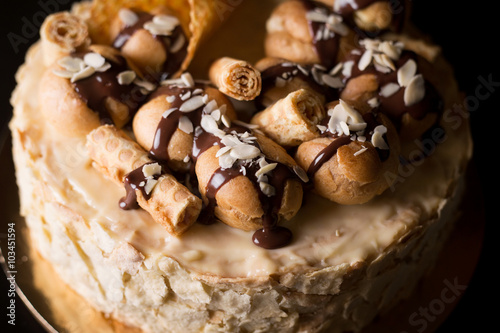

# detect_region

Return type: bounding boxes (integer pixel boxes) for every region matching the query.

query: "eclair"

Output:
[295,99,400,205]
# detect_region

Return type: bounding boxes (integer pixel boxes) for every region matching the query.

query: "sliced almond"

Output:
[178,116,194,134]
[397,59,417,87]
[404,74,425,106]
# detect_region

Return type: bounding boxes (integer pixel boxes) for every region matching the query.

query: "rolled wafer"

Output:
[40,11,90,67]
[86,124,202,236]
[208,57,262,101]
[251,89,326,147]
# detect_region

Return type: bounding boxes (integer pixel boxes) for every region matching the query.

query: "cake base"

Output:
[1,130,483,332]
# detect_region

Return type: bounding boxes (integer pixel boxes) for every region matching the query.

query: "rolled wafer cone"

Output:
[86,124,202,236]
[251,89,326,147]
[40,11,90,67]
[208,57,262,101]
[87,0,233,77]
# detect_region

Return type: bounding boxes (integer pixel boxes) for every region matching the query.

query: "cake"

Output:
[8,0,473,332]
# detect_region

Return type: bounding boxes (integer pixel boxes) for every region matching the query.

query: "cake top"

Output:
[32,0,459,255]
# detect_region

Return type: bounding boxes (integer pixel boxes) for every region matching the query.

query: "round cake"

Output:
[9,0,473,332]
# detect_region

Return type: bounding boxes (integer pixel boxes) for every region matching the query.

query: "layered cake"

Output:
[9,0,473,332]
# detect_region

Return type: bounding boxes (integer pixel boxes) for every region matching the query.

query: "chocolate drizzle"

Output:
[119,162,162,210]
[113,11,188,82]
[71,52,147,126]
[342,50,443,129]
[308,111,390,177]
[301,0,342,69]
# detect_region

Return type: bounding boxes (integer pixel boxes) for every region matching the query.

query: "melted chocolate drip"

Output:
[308,111,390,177]
[71,52,147,126]
[301,0,341,69]
[119,162,161,210]
[113,11,188,82]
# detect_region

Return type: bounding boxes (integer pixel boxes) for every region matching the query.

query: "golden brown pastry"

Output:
[329,38,443,143]
[251,88,326,147]
[40,11,91,67]
[86,124,202,236]
[39,45,149,137]
[264,0,357,69]
[132,74,238,173]
[208,57,262,101]
[295,99,400,205]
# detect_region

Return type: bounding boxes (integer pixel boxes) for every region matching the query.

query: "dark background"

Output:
[0,1,496,332]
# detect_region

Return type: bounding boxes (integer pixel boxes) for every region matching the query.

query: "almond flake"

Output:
[293,165,309,183]
[380,82,400,98]
[259,182,276,197]
[322,74,344,88]
[397,59,417,87]
[353,146,368,156]
[52,69,75,79]
[230,144,261,160]
[404,74,425,106]
[255,163,277,177]
[166,95,176,103]
[162,108,177,118]
[371,125,389,150]
[179,95,205,112]
[142,163,162,178]
[144,178,159,195]
[170,34,186,53]
[221,114,231,128]
[178,116,194,134]
[181,72,195,87]
[57,56,84,72]
[84,52,106,69]
[117,70,136,85]
[71,66,95,82]
[119,8,139,26]
[215,146,232,158]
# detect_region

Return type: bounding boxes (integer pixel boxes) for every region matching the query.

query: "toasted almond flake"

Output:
[374,53,395,71]
[230,144,261,160]
[180,95,205,112]
[192,88,203,95]
[181,72,195,87]
[221,114,231,128]
[371,125,389,149]
[211,109,221,121]
[342,60,354,77]
[259,182,276,197]
[71,66,95,82]
[353,146,368,156]
[329,62,343,76]
[144,178,158,195]
[255,163,278,177]
[153,14,180,28]
[200,114,219,133]
[404,74,425,106]
[183,155,190,163]
[117,70,137,85]
[293,165,309,183]
[322,74,344,88]
[397,59,417,87]
[357,135,366,142]
[144,21,173,36]
[84,52,106,69]
[119,8,139,26]
[52,69,75,79]
[367,97,380,108]
[219,153,236,169]
[142,163,162,178]
[380,82,400,97]
[180,90,191,101]
[134,78,156,91]
[221,134,242,147]
[215,146,232,158]
[162,108,177,118]
[316,124,327,133]
[170,33,186,53]
[178,116,194,134]
[96,62,111,72]
[57,56,84,72]
[166,95,176,103]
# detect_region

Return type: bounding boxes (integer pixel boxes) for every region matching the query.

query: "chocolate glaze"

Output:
[301,0,341,69]
[119,162,161,210]
[146,84,301,249]
[71,52,147,126]
[113,11,188,82]
[334,0,407,38]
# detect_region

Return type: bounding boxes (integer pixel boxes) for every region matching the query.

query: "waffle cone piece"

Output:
[86,124,202,236]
